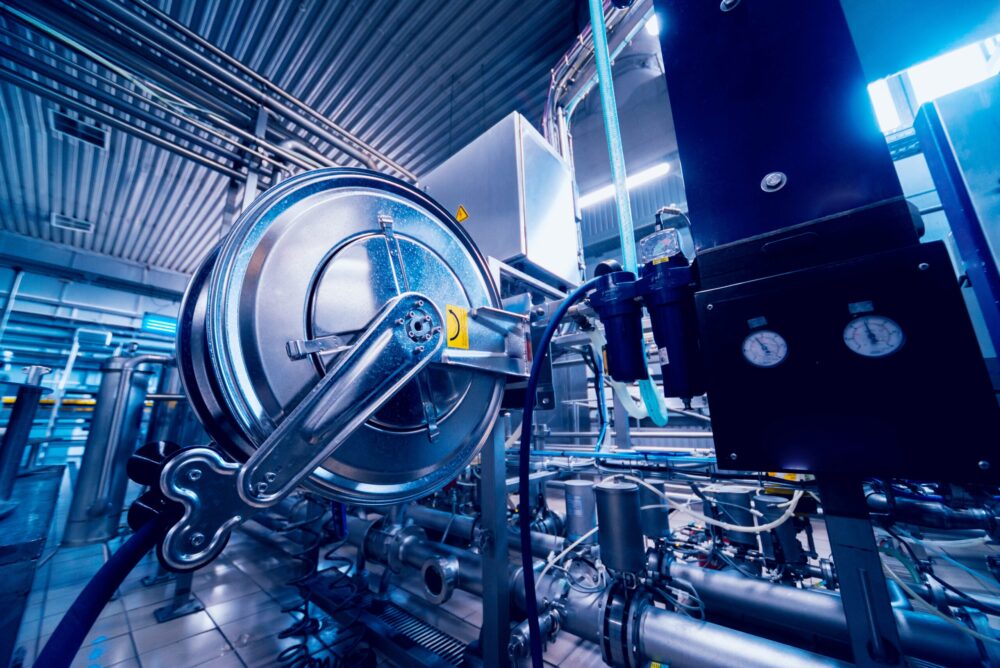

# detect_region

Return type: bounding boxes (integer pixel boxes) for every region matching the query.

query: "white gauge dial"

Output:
[843,315,904,357]
[742,330,788,368]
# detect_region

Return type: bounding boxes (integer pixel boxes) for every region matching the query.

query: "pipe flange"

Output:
[386,523,426,574]
[600,582,645,668]
[421,555,459,604]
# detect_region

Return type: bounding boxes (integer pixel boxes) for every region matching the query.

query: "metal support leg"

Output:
[153,571,204,622]
[141,562,175,587]
[611,392,632,450]
[478,421,510,666]
[819,478,903,667]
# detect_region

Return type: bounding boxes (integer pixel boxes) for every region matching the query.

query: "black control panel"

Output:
[696,241,999,481]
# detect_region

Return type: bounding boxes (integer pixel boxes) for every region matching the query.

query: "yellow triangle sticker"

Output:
[455,205,469,223]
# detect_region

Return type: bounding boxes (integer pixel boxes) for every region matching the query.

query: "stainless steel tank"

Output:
[63,356,154,545]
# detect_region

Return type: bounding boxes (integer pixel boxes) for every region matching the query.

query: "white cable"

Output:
[539,526,600,584]
[613,474,803,533]
[882,566,999,644]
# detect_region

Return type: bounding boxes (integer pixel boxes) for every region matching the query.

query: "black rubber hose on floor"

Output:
[35,517,169,667]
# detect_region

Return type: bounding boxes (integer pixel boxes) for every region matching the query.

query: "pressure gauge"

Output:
[843,315,905,358]
[742,330,788,368]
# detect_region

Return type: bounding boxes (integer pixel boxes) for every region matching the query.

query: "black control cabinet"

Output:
[697,241,999,481]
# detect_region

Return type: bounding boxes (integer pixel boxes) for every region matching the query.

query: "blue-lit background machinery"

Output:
[5,1,1000,667]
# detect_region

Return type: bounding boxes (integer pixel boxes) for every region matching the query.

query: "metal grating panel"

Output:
[374,603,467,665]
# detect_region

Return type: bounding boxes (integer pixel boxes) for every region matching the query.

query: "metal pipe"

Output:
[352,516,850,667]
[278,139,338,169]
[866,492,995,531]
[72,0,382,173]
[0,34,317,173]
[637,602,848,668]
[0,366,50,509]
[406,504,565,558]
[0,66,245,180]
[125,0,415,179]
[0,267,23,347]
[548,430,713,439]
[666,561,987,667]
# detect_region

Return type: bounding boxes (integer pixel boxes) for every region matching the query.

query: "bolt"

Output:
[414,346,425,354]
[424,315,432,322]
[416,300,424,307]
[407,311,416,318]
[730,452,738,461]
[761,171,787,192]
[706,304,714,311]
[918,262,930,271]
[395,318,405,325]
[979,460,991,471]
[424,334,432,341]
[256,481,268,494]
[189,532,206,548]
[187,468,202,482]
[264,472,277,483]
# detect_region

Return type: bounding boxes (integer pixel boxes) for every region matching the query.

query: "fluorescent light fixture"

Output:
[579,162,671,209]
[142,313,178,336]
[645,15,660,36]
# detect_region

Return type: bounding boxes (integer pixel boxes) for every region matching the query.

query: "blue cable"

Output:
[518,276,602,668]
[593,342,609,452]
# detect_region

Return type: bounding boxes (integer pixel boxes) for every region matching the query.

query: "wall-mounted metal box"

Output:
[422,112,580,287]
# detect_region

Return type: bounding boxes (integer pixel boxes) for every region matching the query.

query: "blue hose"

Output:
[35,517,168,667]
[587,0,669,427]
[593,342,609,452]
[519,277,602,668]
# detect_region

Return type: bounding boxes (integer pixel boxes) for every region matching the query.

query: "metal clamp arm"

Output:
[158,292,443,570]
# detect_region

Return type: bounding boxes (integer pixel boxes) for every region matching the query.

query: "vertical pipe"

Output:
[0,268,24,346]
[0,366,50,509]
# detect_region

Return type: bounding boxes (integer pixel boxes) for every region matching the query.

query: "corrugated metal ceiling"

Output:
[0,0,580,275]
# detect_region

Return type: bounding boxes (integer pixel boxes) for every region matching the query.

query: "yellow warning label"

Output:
[455,205,469,223]
[652,256,671,265]
[445,304,469,349]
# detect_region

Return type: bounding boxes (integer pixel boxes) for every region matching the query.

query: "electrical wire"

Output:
[614,474,804,533]
[539,526,601,583]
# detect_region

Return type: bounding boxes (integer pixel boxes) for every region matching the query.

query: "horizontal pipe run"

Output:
[0,67,244,180]
[352,516,848,668]
[128,0,415,179]
[547,430,713,439]
[667,561,986,667]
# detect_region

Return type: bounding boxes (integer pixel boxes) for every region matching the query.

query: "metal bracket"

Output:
[159,292,444,570]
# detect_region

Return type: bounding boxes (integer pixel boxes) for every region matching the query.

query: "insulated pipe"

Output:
[666,561,987,667]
